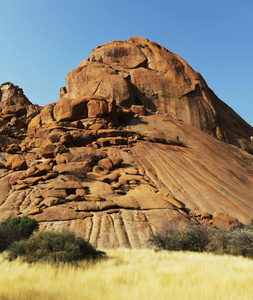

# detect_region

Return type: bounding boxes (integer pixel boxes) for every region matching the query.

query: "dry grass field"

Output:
[0,248,253,300]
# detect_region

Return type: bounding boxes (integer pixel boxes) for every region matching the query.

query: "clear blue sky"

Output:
[1,0,252,126]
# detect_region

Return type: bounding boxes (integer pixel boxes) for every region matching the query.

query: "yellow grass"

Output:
[0,249,253,300]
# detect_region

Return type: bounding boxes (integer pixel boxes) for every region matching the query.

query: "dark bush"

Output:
[7,230,105,264]
[150,222,253,258]
[226,227,253,258]
[150,225,213,253]
[0,216,39,252]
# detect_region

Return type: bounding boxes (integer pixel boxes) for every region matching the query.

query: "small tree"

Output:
[0,216,39,252]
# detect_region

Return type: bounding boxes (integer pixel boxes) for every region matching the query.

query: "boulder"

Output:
[53,161,92,175]
[41,189,67,199]
[212,211,242,229]
[84,194,102,201]
[87,96,109,118]
[40,103,55,124]
[89,181,114,199]
[41,143,57,158]
[6,155,27,171]
[98,158,114,171]
[53,97,88,122]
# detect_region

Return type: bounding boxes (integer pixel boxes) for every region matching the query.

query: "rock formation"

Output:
[0,38,252,249]
[61,37,253,153]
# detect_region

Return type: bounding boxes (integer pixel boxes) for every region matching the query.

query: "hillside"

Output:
[0,37,252,248]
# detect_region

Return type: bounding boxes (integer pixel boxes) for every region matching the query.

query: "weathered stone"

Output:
[42,197,60,207]
[36,163,52,173]
[212,211,242,229]
[87,97,108,118]
[47,181,83,190]
[6,155,27,171]
[89,181,114,199]
[41,143,57,158]
[98,158,114,171]
[53,97,88,122]
[95,171,120,183]
[76,188,87,197]
[40,103,55,124]
[53,161,92,175]
[89,123,105,131]
[23,176,44,185]
[55,154,67,165]
[25,166,37,177]
[41,189,67,199]
[84,194,102,201]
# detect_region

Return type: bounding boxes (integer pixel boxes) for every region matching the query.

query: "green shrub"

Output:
[0,216,39,252]
[2,216,39,239]
[7,230,105,264]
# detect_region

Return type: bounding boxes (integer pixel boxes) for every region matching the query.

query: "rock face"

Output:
[0,82,32,107]
[0,37,252,249]
[61,37,253,153]
[0,82,41,140]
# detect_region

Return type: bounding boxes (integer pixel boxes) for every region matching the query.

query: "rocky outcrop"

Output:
[0,82,41,140]
[0,38,252,249]
[60,37,253,153]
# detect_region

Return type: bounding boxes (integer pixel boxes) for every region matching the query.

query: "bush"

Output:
[150,225,213,253]
[226,227,253,258]
[7,230,105,264]
[0,216,39,252]
[150,223,253,258]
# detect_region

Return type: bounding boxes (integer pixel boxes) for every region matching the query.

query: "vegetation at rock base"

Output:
[6,230,105,264]
[0,216,39,252]
[0,249,253,300]
[150,223,253,258]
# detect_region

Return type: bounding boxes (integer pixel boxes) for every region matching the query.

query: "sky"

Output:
[0,0,252,126]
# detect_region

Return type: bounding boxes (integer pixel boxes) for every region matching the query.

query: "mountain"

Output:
[0,38,252,248]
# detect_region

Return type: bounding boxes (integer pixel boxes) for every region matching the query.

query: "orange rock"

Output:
[6,155,27,171]
[41,143,57,158]
[87,98,108,118]
[98,158,114,171]
[212,211,242,229]
[53,97,88,122]
[61,37,253,151]
[89,123,105,131]
[40,103,55,124]
[53,161,92,175]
